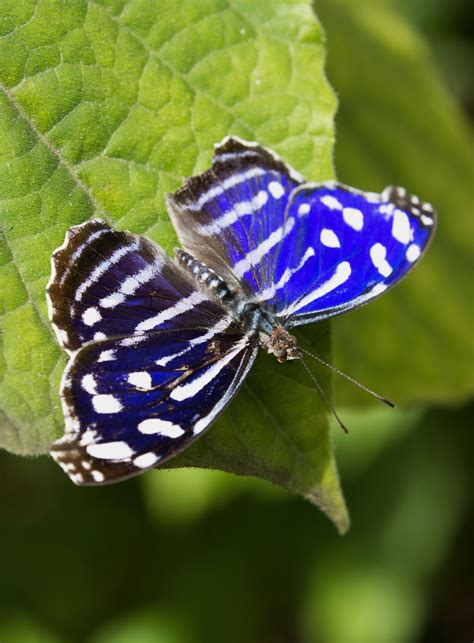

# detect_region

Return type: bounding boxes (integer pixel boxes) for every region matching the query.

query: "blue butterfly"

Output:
[47,137,435,484]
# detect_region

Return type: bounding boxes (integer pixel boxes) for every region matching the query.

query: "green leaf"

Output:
[315,0,474,406]
[0,1,348,532]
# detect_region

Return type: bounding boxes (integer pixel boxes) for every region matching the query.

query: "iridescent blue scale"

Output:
[47,137,435,485]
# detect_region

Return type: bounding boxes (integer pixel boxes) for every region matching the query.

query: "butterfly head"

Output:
[263,326,301,363]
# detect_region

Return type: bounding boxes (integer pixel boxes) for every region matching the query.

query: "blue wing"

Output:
[47,219,228,352]
[50,326,257,485]
[167,138,435,324]
[47,220,258,484]
[262,183,436,325]
[166,136,303,298]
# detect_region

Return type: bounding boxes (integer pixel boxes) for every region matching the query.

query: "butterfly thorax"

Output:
[235,302,299,361]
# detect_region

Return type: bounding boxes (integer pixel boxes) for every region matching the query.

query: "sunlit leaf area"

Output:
[0,0,472,641]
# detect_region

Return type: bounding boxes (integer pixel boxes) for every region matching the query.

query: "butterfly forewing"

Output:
[47,220,226,352]
[167,136,304,298]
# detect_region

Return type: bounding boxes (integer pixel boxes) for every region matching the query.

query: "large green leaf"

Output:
[0,1,348,531]
[316,0,474,406]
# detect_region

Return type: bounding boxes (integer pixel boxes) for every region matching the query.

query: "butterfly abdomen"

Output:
[175,248,235,304]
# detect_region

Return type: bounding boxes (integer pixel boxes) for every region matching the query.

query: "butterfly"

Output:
[47,137,436,485]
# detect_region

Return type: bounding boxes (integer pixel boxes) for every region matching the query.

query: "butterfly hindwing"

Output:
[51,310,257,484]
[265,183,436,325]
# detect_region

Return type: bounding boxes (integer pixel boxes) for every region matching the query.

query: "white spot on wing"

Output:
[320,229,341,248]
[193,417,209,435]
[86,441,133,460]
[370,243,393,277]
[120,334,147,347]
[92,394,123,414]
[298,203,310,216]
[254,191,268,208]
[369,283,388,297]
[134,452,160,468]
[406,243,421,262]
[321,195,343,210]
[98,349,115,362]
[91,470,105,482]
[138,418,185,437]
[343,207,364,231]
[81,374,98,395]
[82,307,102,326]
[127,371,153,390]
[100,292,124,309]
[268,181,285,199]
[71,473,84,484]
[392,209,412,244]
[155,349,188,367]
[380,203,395,216]
[100,260,162,308]
[365,192,380,204]
[80,428,99,446]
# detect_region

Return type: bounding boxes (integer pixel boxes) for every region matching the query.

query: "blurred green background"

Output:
[1,0,473,642]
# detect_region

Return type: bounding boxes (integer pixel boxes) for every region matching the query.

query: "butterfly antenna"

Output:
[299,347,395,408]
[299,356,349,434]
